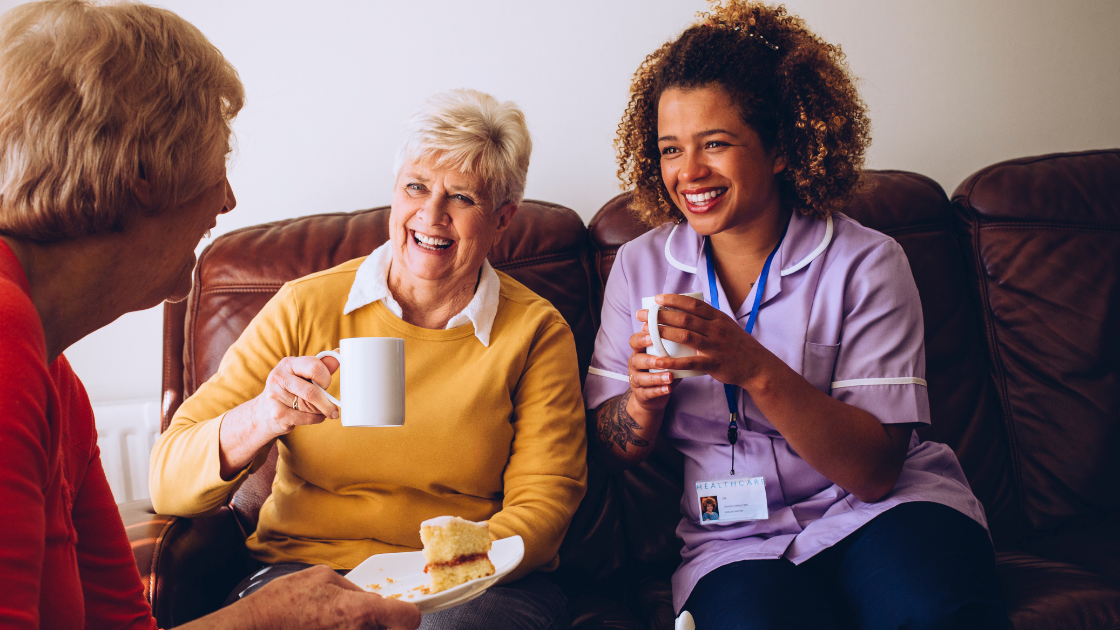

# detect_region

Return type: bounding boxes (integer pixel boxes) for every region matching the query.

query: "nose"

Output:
[679,149,710,183]
[221,178,237,214]
[417,195,450,226]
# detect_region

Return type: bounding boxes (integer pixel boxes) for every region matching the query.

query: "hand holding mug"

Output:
[640,293,772,389]
[257,354,342,438]
[217,338,404,478]
[642,292,705,378]
[626,326,677,412]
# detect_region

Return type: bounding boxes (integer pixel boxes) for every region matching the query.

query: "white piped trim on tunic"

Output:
[831,376,928,389]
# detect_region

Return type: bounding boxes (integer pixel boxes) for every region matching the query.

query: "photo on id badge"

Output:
[696,476,768,524]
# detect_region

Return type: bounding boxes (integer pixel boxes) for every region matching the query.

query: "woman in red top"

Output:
[0,2,420,629]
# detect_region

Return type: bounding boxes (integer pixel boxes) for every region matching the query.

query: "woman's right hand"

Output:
[592,316,678,469]
[217,355,340,479]
[627,312,677,411]
[251,355,341,438]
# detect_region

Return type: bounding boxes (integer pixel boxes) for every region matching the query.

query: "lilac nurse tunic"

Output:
[584,211,988,613]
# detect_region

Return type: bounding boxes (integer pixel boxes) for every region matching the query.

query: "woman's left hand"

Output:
[638,293,775,390]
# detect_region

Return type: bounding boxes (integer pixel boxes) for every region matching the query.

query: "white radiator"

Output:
[93,398,161,504]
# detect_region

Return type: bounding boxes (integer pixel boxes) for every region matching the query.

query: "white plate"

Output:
[345,535,524,614]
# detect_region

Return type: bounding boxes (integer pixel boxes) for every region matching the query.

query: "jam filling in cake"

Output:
[419,516,496,593]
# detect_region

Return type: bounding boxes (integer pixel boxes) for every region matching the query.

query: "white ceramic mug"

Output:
[313,337,405,427]
[642,292,705,379]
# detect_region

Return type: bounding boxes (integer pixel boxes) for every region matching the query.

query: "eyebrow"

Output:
[658,129,739,143]
[446,183,484,200]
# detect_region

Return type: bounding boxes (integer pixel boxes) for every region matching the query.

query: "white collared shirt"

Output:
[343,242,500,347]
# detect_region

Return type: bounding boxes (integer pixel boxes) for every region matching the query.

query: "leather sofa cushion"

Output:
[996,551,1120,630]
[952,150,1120,537]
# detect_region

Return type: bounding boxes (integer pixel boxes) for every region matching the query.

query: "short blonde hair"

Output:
[0,0,244,242]
[393,89,532,209]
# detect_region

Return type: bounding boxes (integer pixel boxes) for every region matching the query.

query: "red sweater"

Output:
[0,242,156,630]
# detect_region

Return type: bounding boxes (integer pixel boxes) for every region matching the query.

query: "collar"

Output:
[666,212,833,318]
[663,211,833,277]
[343,241,501,347]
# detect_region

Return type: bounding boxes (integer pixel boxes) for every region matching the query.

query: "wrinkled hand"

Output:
[250,354,341,441]
[638,294,771,390]
[242,565,421,630]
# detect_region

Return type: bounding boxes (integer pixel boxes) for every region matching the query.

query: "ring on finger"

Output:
[629,374,636,386]
[291,396,299,410]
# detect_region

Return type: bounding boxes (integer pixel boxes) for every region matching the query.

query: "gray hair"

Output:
[392,89,531,209]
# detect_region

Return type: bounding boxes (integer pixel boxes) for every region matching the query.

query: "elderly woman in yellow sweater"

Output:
[150,89,587,630]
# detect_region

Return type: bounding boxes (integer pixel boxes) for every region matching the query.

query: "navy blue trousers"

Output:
[684,502,1009,630]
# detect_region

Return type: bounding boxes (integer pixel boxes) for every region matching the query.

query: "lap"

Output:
[420,573,568,630]
[684,502,1008,630]
[685,558,844,630]
[226,563,568,630]
[829,501,1008,630]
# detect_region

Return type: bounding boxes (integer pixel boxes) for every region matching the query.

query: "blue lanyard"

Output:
[704,224,786,474]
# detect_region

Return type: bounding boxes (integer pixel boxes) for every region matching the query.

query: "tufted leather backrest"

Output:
[951,149,1120,539]
[160,201,597,534]
[587,170,1017,556]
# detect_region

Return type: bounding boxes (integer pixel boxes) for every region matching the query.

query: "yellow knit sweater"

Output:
[149,258,587,580]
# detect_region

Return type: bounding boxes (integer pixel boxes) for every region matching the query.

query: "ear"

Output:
[131,177,154,210]
[772,153,787,175]
[491,202,518,246]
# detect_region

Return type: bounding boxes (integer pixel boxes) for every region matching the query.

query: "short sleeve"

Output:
[584,243,637,410]
[830,240,931,426]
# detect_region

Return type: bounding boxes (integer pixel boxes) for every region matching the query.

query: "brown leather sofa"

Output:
[121,149,1120,629]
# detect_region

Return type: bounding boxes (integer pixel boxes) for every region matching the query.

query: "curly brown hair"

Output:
[616,1,871,227]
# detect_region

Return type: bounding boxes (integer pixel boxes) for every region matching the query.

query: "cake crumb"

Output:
[385,577,396,584]
[366,583,381,591]
[386,593,402,600]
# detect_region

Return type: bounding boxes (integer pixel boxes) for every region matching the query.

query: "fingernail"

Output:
[662,374,672,383]
[332,411,339,419]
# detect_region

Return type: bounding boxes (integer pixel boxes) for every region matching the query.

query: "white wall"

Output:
[2,0,1118,405]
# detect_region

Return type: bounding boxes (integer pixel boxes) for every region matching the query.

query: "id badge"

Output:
[696,476,768,524]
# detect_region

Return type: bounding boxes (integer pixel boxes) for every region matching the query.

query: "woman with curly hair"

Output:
[584,2,1007,628]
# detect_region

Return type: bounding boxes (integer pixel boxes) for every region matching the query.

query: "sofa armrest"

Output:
[118,499,257,628]
[120,499,177,602]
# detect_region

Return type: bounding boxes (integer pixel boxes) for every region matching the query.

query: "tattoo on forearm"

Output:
[596,390,649,453]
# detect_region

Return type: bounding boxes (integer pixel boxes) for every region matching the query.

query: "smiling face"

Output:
[657,85,786,240]
[389,158,516,299]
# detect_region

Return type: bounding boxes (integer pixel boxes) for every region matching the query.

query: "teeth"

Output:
[684,190,725,204]
[414,232,452,248]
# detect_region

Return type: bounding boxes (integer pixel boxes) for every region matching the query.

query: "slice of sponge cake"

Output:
[420,516,496,593]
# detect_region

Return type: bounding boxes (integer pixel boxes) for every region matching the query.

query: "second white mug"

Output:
[642,292,705,379]
[314,337,405,427]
